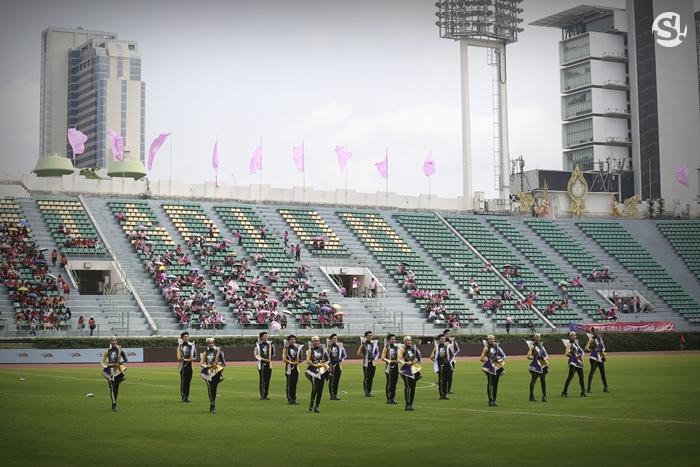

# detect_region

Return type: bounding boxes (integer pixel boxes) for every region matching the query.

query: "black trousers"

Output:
[306,373,327,409]
[529,370,547,398]
[259,364,271,398]
[363,364,376,395]
[587,360,608,390]
[563,365,585,394]
[107,373,125,406]
[329,364,342,398]
[385,366,398,401]
[180,363,193,400]
[286,367,299,402]
[205,372,222,408]
[446,362,455,393]
[401,374,419,406]
[485,372,500,402]
[437,363,452,398]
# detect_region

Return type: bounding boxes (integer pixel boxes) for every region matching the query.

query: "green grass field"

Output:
[1,354,699,466]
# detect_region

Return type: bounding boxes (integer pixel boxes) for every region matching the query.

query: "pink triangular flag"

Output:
[375,151,388,178]
[107,129,124,162]
[335,145,352,171]
[676,165,689,188]
[67,128,88,160]
[293,143,305,173]
[250,145,263,175]
[147,133,170,171]
[423,151,436,177]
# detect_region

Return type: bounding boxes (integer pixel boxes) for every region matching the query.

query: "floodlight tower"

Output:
[435,0,524,209]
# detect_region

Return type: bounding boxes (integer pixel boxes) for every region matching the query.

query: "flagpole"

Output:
[345,143,349,205]
[428,177,432,209]
[169,133,173,196]
[385,146,389,208]
[302,140,306,202]
[259,136,263,201]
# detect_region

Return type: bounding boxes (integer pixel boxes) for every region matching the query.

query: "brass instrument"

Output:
[410,362,422,375]
[316,361,330,376]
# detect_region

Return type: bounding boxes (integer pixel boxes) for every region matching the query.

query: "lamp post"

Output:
[435,0,524,210]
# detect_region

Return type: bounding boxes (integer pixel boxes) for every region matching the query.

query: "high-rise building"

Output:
[38,26,145,173]
[531,6,631,175]
[532,1,700,207]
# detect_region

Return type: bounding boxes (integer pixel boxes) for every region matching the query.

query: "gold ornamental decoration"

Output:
[517,192,535,213]
[623,194,641,215]
[567,164,588,217]
[533,181,551,218]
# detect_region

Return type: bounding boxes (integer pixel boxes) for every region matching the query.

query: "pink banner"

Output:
[423,151,435,177]
[107,129,125,162]
[375,154,388,178]
[292,143,304,172]
[147,132,170,171]
[335,145,352,171]
[676,165,689,188]
[67,128,88,159]
[569,321,675,333]
[250,145,262,175]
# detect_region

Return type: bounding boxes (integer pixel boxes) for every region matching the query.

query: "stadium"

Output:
[1,1,699,466]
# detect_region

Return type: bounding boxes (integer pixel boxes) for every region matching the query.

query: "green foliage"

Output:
[11,332,699,350]
[79,167,103,180]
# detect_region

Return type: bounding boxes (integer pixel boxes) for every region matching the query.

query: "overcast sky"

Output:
[2,0,693,198]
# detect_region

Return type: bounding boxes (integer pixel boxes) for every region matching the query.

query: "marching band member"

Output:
[282,335,303,405]
[480,335,506,406]
[526,333,548,402]
[398,336,422,411]
[561,331,586,398]
[443,329,460,393]
[586,328,609,393]
[101,336,128,412]
[254,331,275,400]
[381,333,399,404]
[176,331,197,402]
[305,336,330,413]
[200,337,226,413]
[431,334,454,400]
[327,333,347,400]
[357,331,379,397]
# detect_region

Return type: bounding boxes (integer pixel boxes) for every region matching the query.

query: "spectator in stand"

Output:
[51,249,57,267]
[295,244,301,262]
[88,316,96,336]
[59,253,68,269]
[236,230,242,246]
[78,315,85,333]
[505,315,514,334]
[607,307,618,321]
[283,231,289,248]
[634,296,642,314]
[369,278,377,298]
[339,286,347,297]
[351,277,359,297]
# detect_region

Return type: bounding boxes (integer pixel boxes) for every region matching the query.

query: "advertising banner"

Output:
[0,348,144,364]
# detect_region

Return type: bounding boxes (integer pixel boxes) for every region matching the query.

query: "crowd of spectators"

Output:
[0,221,72,334]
